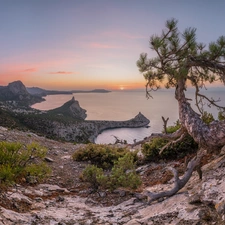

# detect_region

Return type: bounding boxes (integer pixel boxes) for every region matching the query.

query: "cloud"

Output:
[49,71,76,75]
[23,68,37,72]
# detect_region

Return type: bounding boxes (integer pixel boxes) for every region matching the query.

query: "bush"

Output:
[160,134,198,160]
[166,120,181,134]
[109,153,141,190]
[142,135,198,162]
[81,153,141,191]
[82,165,107,190]
[73,143,138,169]
[142,137,169,161]
[201,111,214,124]
[218,111,225,121]
[0,141,50,186]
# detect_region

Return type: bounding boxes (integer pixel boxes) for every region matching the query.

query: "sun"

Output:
[119,86,124,90]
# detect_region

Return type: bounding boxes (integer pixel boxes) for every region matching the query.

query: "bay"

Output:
[32,88,225,144]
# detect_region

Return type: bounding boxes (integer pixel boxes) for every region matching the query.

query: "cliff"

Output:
[0,81,43,106]
[47,97,87,120]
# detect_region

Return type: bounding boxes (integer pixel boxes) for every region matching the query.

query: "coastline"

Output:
[43,112,150,143]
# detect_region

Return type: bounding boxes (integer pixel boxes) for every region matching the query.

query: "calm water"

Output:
[32,88,225,144]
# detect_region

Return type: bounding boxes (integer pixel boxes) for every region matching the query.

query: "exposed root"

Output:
[145,149,204,204]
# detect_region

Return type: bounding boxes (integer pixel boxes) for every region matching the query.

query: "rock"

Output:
[215,201,225,215]
[220,145,225,156]
[188,193,202,205]
[45,157,54,162]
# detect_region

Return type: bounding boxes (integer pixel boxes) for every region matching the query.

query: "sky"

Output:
[1,0,225,91]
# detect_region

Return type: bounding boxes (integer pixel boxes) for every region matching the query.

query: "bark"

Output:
[162,116,169,134]
[175,79,225,151]
[145,153,202,204]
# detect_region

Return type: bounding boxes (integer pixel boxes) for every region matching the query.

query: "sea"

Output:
[32,88,225,144]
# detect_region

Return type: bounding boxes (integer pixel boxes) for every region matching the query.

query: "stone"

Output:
[45,157,54,162]
[215,201,225,215]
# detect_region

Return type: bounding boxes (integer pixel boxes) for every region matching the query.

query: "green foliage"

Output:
[218,111,225,121]
[160,134,198,159]
[142,135,198,162]
[201,111,215,125]
[82,165,107,190]
[142,137,168,161]
[81,153,141,191]
[109,153,141,190]
[137,18,225,115]
[165,120,181,134]
[73,144,138,169]
[0,141,50,186]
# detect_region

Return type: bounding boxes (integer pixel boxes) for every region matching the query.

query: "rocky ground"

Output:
[0,126,225,225]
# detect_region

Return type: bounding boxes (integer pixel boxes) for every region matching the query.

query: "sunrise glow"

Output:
[0,1,224,90]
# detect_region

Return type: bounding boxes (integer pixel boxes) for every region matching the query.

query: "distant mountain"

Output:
[27,87,111,96]
[71,89,111,93]
[0,81,43,106]
[0,80,110,108]
[26,87,72,96]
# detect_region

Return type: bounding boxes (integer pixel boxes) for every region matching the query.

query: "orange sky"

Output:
[1,1,225,91]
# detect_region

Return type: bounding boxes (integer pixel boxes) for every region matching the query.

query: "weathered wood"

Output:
[162,116,169,134]
[145,152,202,204]
[175,79,225,151]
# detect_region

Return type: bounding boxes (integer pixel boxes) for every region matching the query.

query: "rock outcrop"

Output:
[47,96,87,120]
[0,81,43,105]
[38,112,150,143]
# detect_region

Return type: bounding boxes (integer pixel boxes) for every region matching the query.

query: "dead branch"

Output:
[145,151,203,204]
[130,127,185,148]
[162,116,169,134]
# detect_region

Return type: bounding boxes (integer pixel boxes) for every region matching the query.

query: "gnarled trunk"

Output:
[175,79,225,151]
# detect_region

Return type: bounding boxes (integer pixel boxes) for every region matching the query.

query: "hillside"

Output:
[0,127,224,224]
[0,81,43,106]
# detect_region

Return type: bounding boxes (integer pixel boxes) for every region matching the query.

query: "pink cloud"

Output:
[23,68,37,72]
[48,71,77,75]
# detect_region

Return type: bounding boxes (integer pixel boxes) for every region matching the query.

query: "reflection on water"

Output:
[32,88,225,144]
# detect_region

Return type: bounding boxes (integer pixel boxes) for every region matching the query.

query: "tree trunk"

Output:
[175,79,225,151]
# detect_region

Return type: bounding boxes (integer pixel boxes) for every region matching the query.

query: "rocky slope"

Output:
[0,81,43,105]
[0,126,224,225]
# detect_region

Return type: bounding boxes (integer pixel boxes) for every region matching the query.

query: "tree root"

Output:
[145,150,204,204]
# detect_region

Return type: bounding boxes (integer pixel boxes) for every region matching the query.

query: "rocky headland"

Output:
[0,81,150,143]
[0,126,224,224]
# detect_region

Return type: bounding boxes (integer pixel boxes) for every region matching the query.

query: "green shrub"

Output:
[142,137,169,161]
[82,165,108,190]
[166,120,181,134]
[160,134,198,159]
[81,153,141,191]
[201,111,214,124]
[73,143,138,169]
[109,153,141,190]
[0,141,50,186]
[142,135,198,162]
[218,111,225,121]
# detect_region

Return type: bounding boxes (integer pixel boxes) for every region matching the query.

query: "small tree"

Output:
[137,18,225,151]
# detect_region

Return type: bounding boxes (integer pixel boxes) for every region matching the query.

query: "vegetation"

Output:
[81,153,141,191]
[201,111,215,125]
[137,18,225,150]
[142,135,198,162]
[0,141,50,187]
[164,120,181,134]
[73,143,138,169]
